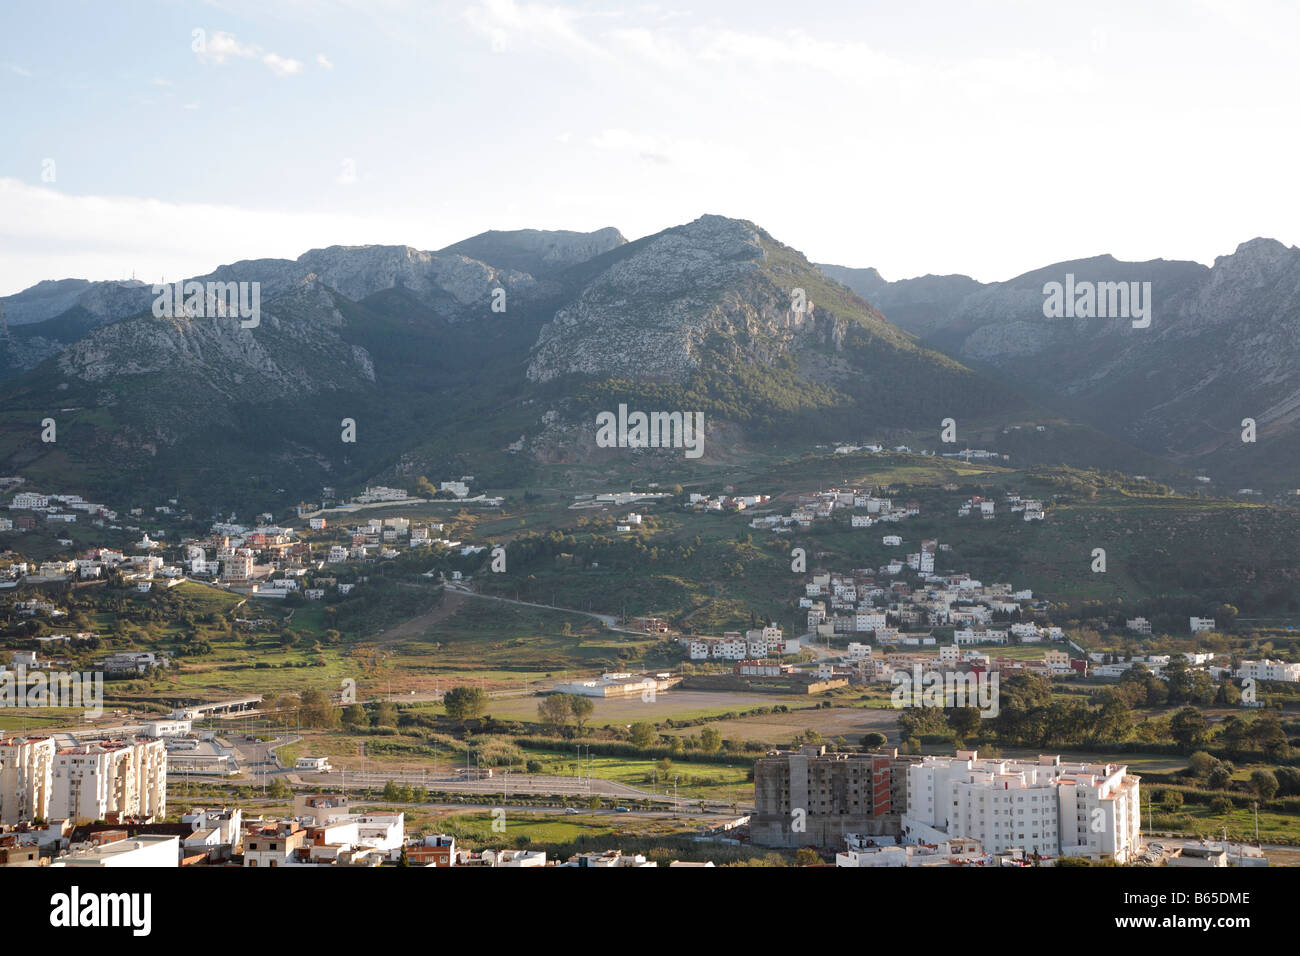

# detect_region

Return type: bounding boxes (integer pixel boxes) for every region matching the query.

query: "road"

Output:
[442,584,648,635]
[228,732,298,777]
[294,767,668,800]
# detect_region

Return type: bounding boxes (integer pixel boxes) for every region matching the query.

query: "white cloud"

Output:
[316,53,334,69]
[198,30,260,65]
[196,30,304,77]
[262,53,303,76]
[6,64,33,77]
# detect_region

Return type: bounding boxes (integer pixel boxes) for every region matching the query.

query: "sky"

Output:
[2,0,1299,295]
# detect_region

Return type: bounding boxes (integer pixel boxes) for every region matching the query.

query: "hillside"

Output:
[820,239,1300,486]
[0,216,1023,510]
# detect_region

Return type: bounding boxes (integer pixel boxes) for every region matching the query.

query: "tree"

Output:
[1249,769,1279,802]
[1186,751,1218,780]
[537,695,573,736]
[945,706,982,745]
[374,701,399,728]
[630,721,657,748]
[570,695,594,735]
[1275,766,1300,797]
[700,726,723,755]
[443,685,487,723]
[382,780,402,801]
[794,848,822,866]
[1169,707,1208,751]
[859,732,887,752]
[342,704,367,728]
[299,687,339,728]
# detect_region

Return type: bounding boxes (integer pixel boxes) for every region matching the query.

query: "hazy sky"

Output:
[2,0,1298,295]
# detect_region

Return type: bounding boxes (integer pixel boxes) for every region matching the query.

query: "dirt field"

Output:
[657,705,901,747]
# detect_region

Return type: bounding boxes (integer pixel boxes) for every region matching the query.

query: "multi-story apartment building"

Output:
[220,548,254,585]
[49,738,167,823]
[904,751,1142,862]
[0,736,55,824]
[1238,659,1300,683]
[752,745,916,847]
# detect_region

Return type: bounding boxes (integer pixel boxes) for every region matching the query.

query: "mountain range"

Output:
[0,215,1295,510]
[820,237,1300,484]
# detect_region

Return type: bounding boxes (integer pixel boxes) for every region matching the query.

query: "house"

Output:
[1238,660,1300,683]
[243,821,305,867]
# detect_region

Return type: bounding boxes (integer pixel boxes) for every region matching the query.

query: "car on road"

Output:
[564,807,580,814]
[614,806,630,813]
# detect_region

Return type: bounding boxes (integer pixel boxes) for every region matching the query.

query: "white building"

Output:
[0,735,55,824]
[1238,659,1300,683]
[903,751,1141,863]
[53,834,179,868]
[855,611,888,633]
[49,738,167,823]
[1190,617,1216,633]
[220,549,254,585]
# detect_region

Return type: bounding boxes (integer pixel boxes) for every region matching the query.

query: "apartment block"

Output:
[903,751,1142,862]
[0,736,55,825]
[752,745,904,847]
[49,738,167,823]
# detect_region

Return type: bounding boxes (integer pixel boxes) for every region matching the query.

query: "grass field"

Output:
[518,748,752,800]
[481,689,792,726]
